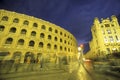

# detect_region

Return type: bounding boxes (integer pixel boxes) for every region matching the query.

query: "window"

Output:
[29,40,35,47]
[64,47,67,51]
[39,42,43,48]
[60,38,62,42]
[107,30,111,34]
[105,24,110,27]
[64,34,66,37]
[68,48,70,52]
[33,23,38,27]
[104,36,108,43]
[55,29,58,33]
[2,16,8,21]
[0,25,5,31]
[54,37,57,41]
[5,38,13,44]
[40,33,44,38]
[31,31,36,36]
[47,43,51,49]
[109,36,114,42]
[64,40,66,44]
[9,27,16,33]
[49,27,52,32]
[41,25,46,30]
[13,18,19,23]
[54,45,57,49]
[21,29,27,35]
[60,32,62,35]
[113,29,116,33]
[17,39,24,45]
[48,35,51,40]
[23,20,29,25]
[115,35,119,42]
[60,46,62,50]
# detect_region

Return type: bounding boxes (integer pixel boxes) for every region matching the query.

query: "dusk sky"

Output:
[0,0,120,53]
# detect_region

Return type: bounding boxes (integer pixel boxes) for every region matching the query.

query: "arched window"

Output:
[2,16,8,21]
[55,29,58,33]
[60,32,62,35]
[13,18,19,23]
[9,27,16,33]
[17,39,24,45]
[23,20,29,25]
[39,42,43,48]
[54,45,57,50]
[41,25,46,30]
[48,35,51,40]
[21,29,27,34]
[64,40,66,44]
[5,38,13,44]
[47,43,51,49]
[60,46,62,50]
[54,37,57,41]
[64,34,66,37]
[60,38,62,43]
[64,47,67,51]
[29,40,35,47]
[33,23,38,27]
[31,31,36,36]
[49,27,52,32]
[0,25,5,31]
[40,33,45,38]
[68,48,70,52]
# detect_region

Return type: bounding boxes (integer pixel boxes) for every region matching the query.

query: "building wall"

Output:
[0,9,78,63]
[85,15,120,59]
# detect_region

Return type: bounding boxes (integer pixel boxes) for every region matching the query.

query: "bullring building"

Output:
[0,9,78,64]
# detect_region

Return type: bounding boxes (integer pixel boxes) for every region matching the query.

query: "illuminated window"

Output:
[105,24,110,27]
[109,36,114,42]
[48,35,51,40]
[9,27,16,33]
[31,31,36,36]
[40,33,44,38]
[39,42,43,48]
[29,40,35,47]
[21,29,27,35]
[17,39,24,45]
[0,25,5,31]
[2,16,8,21]
[107,30,111,34]
[33,23,38,27]
[23,20,29,25]
[47,43,51,49]
[5,38,13,44]
[13,18,19,23]
[41,25,46,30]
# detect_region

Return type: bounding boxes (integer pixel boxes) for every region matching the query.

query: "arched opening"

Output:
[49,27,52,32]
[17,39,24,45]
[33,23,38,27]
[29,40,35,47]
[12,52,21,63]
[39,42,43,48]
[40,33,45,38]
[9,27,16,33]
[48,35,51,40]
[0,25,5,31]
[41,25,46,30]
[21,29,27,35]
[54,45,57,50]
[47,43,51,49]
[2,16,8,21]
[13,18,19,23]
[31,31,36,36]
[5,38,13,44]
[23,20,29,25]
[24,52,35,63]
[54,37,57,41]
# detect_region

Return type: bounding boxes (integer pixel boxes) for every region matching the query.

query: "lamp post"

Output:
[78,44,84,64]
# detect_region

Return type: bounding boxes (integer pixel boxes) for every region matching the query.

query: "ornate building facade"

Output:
[85,15,120,59]
[0,10,78,64]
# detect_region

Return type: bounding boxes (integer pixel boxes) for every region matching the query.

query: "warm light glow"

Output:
[78,47,81,51]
